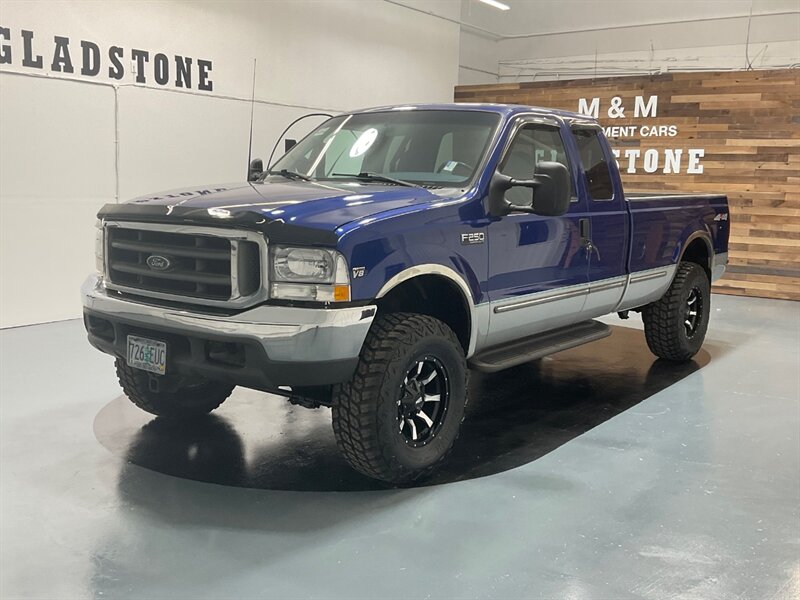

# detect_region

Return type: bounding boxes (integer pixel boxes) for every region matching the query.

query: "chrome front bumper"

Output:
[81,274,376,366]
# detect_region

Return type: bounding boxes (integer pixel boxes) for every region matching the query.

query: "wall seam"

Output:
[0,69,345,113]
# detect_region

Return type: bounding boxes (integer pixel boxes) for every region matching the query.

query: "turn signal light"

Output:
[333,285,351,302]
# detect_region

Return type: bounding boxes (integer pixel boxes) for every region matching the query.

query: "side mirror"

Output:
[248,158,263,182]
[488,161,571,218]
[284,139,297,152]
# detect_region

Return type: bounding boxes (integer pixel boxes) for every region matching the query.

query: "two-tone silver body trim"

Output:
[588,279,627,293]
[359,251,718,359]
[493,283,588,314]
[712,252,728,282]
[582,276,628,316]
[82,274,375,363]
[376,263,682,357]
[487,275,628,348]
[615,265,678,312]
[492,276,628,316]
[103,220,269,309]
[499,261,713,317]
[485,280,588,348]
[630,269,669,284]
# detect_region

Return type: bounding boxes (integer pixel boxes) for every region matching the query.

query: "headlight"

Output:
[273,247,337,282]
[94,219,105,276]
[270,246,350,302]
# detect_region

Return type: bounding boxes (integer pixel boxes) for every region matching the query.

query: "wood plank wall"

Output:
[455,69,800,301]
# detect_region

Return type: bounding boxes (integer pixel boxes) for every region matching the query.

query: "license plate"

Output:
[127,335,167,375]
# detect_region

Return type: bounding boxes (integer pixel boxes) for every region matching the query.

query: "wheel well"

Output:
[681,238,711,279]
[376,275,471,353]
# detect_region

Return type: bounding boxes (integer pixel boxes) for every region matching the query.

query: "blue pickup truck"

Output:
[83,103,729,483]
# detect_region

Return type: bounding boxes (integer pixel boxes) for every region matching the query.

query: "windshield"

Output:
[269,110,501,187]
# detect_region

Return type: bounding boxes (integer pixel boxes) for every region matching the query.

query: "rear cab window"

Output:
[571,127,614,201]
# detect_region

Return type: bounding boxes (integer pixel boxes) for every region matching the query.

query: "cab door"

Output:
[485,119,590,348]
[570,126,629,317]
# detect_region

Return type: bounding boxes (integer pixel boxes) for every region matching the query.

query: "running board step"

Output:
[469,320,611,373]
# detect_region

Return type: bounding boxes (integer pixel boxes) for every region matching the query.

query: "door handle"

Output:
[579,218,591,241]
[579,218,597,261]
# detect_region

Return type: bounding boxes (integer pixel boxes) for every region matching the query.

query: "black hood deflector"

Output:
[97,203,339,246]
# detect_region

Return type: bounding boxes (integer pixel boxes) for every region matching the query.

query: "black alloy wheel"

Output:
[397,356,450,447]
[683,286,703,338]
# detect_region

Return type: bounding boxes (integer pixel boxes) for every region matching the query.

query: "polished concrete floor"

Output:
[1,294,798,599]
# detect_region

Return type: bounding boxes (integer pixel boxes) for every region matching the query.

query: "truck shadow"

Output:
[95,325,713,493]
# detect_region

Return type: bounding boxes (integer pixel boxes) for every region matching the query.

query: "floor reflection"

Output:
[94,325,710,491]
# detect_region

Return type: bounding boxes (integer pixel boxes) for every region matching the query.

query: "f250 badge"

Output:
[461,232,485,245]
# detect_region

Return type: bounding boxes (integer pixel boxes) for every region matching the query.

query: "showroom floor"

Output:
[1,294,798,599]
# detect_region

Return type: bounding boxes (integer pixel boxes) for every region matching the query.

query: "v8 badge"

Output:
[352,266,366,278]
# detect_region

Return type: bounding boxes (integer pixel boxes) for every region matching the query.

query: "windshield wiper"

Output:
[331,172,420,188]
[266,169,312,182]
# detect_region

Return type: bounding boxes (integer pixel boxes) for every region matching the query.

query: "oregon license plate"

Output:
[127,335,167,375]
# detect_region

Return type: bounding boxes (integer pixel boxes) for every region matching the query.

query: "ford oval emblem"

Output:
[146,255,172,271]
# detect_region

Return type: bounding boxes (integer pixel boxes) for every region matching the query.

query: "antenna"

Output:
[246,58,257,178]
[744,2,754,70]
[265,112,333,173]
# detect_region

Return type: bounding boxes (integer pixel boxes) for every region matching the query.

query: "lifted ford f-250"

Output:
[83,104,729,483]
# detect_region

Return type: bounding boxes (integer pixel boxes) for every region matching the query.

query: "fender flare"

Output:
[676,229,714,276]
[376,264,483,358]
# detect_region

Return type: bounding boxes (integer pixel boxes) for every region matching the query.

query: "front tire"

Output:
[115,359,234,418]
[331,313,468,484]
[642,262,711,361]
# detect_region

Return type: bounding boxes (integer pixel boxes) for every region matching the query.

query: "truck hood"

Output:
[98,179,450,244]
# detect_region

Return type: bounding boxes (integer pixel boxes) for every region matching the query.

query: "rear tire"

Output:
[115,359,234,418]
[331,313,468,484]
[642,262,711,361]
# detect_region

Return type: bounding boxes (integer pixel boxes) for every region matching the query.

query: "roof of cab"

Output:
[352,102,593,122]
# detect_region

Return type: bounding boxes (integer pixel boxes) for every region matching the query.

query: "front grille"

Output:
[105,223,265,306]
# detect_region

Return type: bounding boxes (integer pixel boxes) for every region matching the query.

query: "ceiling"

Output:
[458,0,798,38]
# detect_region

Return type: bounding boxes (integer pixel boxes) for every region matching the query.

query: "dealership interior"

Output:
[1,1,798,599]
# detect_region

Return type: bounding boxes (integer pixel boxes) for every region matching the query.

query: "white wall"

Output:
[0,0,460,327]
[459,29,499,85]
[458,0,800,84]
